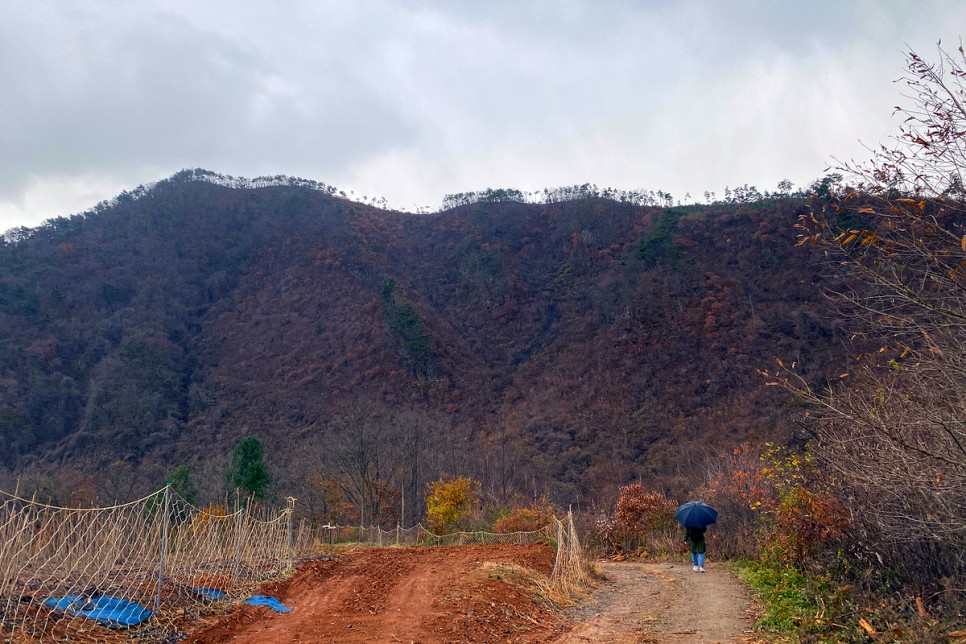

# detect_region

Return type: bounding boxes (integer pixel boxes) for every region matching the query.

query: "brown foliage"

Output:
[615,484,674,532]
[703,442,848,566]
[608,484,678,557]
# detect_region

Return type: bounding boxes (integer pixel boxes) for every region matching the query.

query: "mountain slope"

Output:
[0,173,842,508]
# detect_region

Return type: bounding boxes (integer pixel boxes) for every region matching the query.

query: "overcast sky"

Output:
[1,1,964,230]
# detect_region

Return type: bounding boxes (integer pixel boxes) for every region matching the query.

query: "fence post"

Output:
[232,505,245,588]
[286,497,295,574]
[567,508,573,568]
[154,484,171,615]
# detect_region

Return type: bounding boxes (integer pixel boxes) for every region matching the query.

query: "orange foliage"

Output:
[615,484,675,531]
[190,505,229,534]
[605,484,678,555]
[704,442,848,566]
[494,496,556,533]
[765,485,848,566]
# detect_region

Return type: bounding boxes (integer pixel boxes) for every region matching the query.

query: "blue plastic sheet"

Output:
[43,595,152,628]
[192,587,227,601]
[244,595,292,613]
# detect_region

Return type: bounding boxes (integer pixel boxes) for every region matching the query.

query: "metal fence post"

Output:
[232,505,245,588]
[567,508,574,566]
[155,484,171,615]
[286,497,295,574]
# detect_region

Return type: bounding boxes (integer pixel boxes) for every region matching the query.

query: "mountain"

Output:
[0,171,843,512]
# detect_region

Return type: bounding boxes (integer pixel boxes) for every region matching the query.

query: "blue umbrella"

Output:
[675,501,718,528]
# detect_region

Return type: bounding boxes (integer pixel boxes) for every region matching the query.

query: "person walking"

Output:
[675,500,717,573]
[685,525,707,572]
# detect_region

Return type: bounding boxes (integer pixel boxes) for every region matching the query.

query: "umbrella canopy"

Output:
[675,501,718,528]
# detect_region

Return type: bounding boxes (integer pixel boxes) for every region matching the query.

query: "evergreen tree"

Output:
[224,436,271,501]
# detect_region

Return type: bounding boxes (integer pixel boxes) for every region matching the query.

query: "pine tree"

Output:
[224,436,271,501]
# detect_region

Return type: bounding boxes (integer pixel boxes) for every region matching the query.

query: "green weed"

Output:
[735,559,855,642]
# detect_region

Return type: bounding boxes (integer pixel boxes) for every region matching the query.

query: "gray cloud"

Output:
[1,0,965,227]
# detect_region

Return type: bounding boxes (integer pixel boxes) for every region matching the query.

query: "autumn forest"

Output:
[0,170,843,519]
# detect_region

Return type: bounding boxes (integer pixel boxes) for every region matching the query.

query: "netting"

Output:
[291,511,589,593]
[0,486,590,642]
[291,521,556,549]
[549,511,592,594]
[0,486,296,642]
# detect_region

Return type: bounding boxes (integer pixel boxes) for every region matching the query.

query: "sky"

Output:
[2,1,965,230]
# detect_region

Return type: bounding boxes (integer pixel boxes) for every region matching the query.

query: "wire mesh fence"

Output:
[0,485,589,642]
[296,511,589,593]
[295,520,557,549]
[0,486,296,642]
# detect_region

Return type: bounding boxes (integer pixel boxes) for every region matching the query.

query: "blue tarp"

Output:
[192,587,227,601]
[42,595,152,628]
[244,595,292,613]
[191,589,290,613]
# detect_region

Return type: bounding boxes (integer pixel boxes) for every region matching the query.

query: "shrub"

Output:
[494,496,556,533]
[425,476,481,533]
[610,484,678,557]
[703,442,848,566]
[763,484,848,568]
[702,443,768,559]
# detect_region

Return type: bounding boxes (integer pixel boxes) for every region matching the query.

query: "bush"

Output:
[763,485,848,568]
[494,496,556,533]
[702,444,767,559]
[703,442,848,566]
[609,484,678,557]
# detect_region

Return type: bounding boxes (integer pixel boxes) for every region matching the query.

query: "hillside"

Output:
[0,171,843,515]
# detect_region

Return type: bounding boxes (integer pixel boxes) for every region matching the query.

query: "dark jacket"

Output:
[685,526,706,554]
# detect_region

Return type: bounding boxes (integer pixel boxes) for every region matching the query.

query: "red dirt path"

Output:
[185,543,565,643]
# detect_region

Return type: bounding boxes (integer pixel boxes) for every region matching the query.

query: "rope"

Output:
[0,486,166,512]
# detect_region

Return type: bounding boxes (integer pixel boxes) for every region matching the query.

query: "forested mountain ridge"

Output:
[0,171,843,510]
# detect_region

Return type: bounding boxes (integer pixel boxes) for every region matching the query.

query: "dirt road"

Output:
[186,548,758,643]
[560,561,758,643]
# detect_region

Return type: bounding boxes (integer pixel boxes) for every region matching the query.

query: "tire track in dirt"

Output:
[558,561,758,643]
